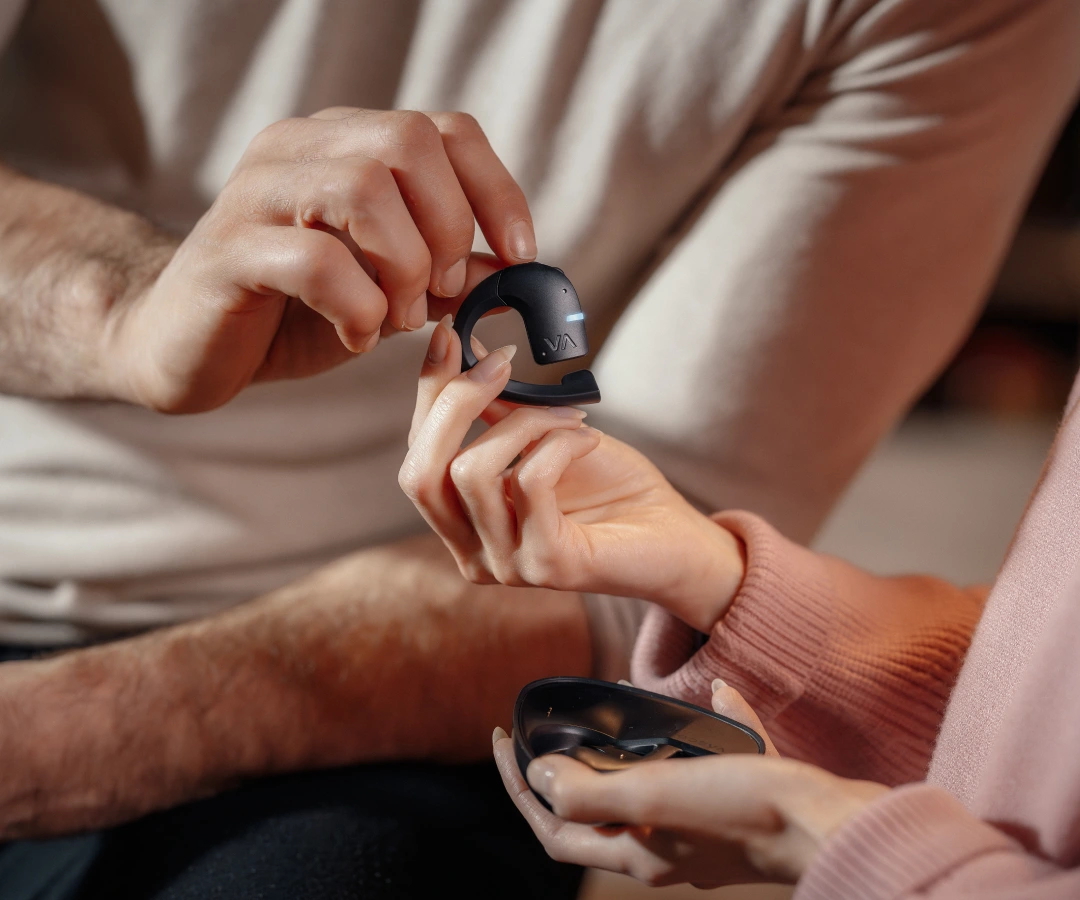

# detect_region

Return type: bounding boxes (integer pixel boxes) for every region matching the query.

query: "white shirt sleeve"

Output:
[592,0,1080,544]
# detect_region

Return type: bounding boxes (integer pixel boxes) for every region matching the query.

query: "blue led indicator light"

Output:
[565,312,585,322]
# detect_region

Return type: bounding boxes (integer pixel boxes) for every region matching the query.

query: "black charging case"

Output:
[513,677,765,807]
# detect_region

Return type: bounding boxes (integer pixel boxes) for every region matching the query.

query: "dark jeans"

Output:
[0,647,582,900]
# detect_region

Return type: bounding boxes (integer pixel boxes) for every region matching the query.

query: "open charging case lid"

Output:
[513,677,765,801]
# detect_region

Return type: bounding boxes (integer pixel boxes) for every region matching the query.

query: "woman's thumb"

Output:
[711,678,779,756]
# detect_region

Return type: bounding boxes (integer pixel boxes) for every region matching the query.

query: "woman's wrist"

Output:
[654,506,747,634]
[774,768,891,880]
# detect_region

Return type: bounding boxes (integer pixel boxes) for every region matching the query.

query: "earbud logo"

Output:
[543,334,578,353]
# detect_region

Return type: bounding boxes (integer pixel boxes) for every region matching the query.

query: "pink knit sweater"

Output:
[631,385,1080,898]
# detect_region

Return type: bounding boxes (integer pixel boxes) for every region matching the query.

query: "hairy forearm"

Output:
[0,533,591,838]
[0,163,175,399]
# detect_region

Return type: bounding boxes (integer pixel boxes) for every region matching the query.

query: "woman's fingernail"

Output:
[526,760,556,800]
[492,726,509,746]
[508,220,537,262]
[711,678,727,693]
[470,334,488,359]
[404,293,428,331]
[360,330,380,353]
[551,407,587,419]
[617,679,633,687]
[467,344,517,383]
[439,258,468,297]
[427,315,452,364]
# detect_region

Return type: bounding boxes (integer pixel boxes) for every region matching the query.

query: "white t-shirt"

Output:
[1,0,1078,645]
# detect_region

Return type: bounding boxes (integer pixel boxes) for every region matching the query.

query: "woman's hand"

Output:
[398,318,747,632]
[493,682,888,888]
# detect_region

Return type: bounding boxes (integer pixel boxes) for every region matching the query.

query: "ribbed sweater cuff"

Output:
[631,511,833,719]
[796,784,1017,900]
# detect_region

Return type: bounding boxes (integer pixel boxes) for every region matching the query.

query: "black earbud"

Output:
[452,263,601,406]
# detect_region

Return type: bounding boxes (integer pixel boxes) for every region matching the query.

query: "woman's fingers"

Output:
[711,679,780,757]
[479,398,519,426]
[409,344,518,457]
[407,320,512,443]
[497,733,778,885]
[408,315,462,448]
[526,753,798,836]
[493,731,565,839]
[400,337,517,551]
[404,322,588,579]
[404,306,597,585]
[461,334,521,426]
[510,428,603,565]
[493,732,641,871]
[400,319,474,551]
[512,742,881,886]
[450,408,587,568]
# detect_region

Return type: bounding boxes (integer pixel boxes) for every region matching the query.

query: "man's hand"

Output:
[0,109,535,411]
[399,321,747,633]
[109,108,535,412]
[493,681,887,888]
[0,534,590,839]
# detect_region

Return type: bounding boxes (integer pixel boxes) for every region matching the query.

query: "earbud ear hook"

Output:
[452,263,601,407]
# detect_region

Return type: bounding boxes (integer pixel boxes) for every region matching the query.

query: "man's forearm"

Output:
[0,533,592,839]
[0,163,175,399]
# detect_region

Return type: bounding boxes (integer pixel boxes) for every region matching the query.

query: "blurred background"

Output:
[580,103,1080,900]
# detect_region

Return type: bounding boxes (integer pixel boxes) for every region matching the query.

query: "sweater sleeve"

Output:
[796,784,1076,900]
[630,511,986,784]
